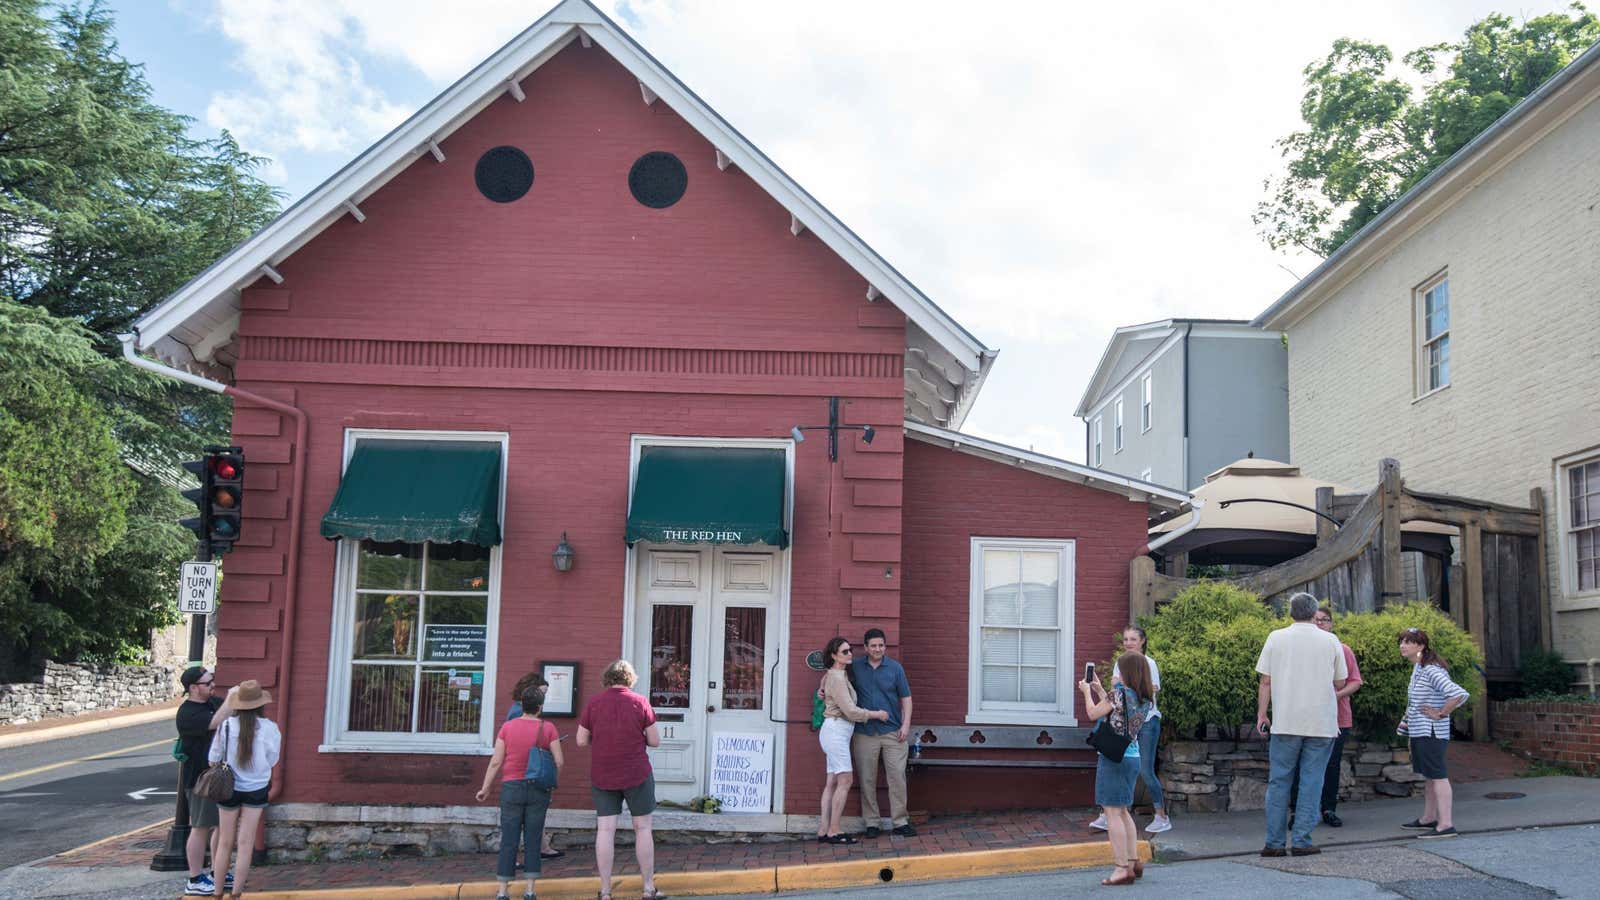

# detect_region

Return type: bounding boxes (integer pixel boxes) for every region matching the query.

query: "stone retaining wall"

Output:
[1158,732,1422,813]
[1492,699,1600,774]
[0,661,182,725]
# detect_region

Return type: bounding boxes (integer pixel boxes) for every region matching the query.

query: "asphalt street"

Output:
[718,824,1600,899]
[0,718,182,868]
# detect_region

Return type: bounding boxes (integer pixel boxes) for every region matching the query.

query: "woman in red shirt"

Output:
[477,684,563,900]
[578,660,664,900]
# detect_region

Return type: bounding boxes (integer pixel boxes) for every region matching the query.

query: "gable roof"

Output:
[1254,39,1600,330]
[1073,318,1265,419]
[130,0,995,427]
[904,421,1191,513]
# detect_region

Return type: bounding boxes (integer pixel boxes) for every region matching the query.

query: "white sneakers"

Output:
[1146,814,1173,834]
[1089,813,1108,831]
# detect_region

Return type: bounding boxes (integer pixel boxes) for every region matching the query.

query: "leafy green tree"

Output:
[1256,5,1600,256]
[1,0,281,334]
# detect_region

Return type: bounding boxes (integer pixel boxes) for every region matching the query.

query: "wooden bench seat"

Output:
[908,724,1096,769]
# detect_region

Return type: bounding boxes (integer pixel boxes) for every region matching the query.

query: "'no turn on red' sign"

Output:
[178,561,218,614]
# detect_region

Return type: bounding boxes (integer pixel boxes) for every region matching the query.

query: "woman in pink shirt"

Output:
[476,684,563,900]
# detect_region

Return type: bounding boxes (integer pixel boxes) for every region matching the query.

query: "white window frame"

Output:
[320,429,507,755]
[1091,417,1103,467]
[1140,373,1152,433]
[1140,468,1153,482]
[1414,271,1450,399]
[1556,447,1600,605]
[1113,399,1124,453]
[966,538,1076,726]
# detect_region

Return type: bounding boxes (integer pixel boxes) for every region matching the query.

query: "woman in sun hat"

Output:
[207,679,281,898]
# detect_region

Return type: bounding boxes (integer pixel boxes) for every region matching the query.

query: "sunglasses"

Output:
[838,647,853,655]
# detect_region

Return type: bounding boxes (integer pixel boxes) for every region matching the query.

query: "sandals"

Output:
[1100,860,1137,886]
[641,891,669,900]
[825,833,859,845]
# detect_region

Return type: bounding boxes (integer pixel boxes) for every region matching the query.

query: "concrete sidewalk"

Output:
[0,700,181,750]
[1151,774,1600,859]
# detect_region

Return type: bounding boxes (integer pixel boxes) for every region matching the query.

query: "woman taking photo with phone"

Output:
[1081,653,1154,886]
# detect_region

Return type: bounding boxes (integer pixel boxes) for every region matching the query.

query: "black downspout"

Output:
[1182,323,1193,486]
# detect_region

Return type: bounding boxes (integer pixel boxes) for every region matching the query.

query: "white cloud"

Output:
[197,0,1573,459]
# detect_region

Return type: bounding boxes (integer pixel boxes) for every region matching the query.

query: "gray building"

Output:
[1075,319,1289,490]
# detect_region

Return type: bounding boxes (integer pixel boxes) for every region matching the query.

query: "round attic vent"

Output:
[628,151,687,208]
[475,146,534,203]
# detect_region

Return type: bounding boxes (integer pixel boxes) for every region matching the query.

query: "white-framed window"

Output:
[1415,273,1450,396]
[1140,373,1152,433]
[1140,468,1153,482]
[1559,450,1600,598]
[322,430,505,754]
[967,538,1076,726]
[1091,417,1103,467]
[1113,399,1124,452]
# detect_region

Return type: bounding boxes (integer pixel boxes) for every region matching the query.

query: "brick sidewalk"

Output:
[46,807,1099,891]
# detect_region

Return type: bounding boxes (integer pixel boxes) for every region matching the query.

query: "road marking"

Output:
[0,738,171,783]
[127,787,178,800]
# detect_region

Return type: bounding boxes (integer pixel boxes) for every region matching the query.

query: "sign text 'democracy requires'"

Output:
[708,732,773,813]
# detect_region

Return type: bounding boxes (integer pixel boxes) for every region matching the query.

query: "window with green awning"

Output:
[626,446,788,548]
[321,439,503,546]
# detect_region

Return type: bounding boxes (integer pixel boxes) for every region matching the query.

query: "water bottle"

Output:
[910,741,922,760]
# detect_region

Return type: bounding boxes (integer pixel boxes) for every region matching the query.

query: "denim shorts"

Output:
[592,774,656,818]
[219,784,270,809]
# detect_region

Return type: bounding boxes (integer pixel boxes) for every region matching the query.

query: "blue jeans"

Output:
[1265,734,1334,849]
[497,780,552,879]
[1137,716,1164,810]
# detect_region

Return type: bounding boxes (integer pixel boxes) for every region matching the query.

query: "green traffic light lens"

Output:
[211,520,237,537]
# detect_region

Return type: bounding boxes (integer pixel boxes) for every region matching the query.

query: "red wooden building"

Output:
[128,0,1189,848]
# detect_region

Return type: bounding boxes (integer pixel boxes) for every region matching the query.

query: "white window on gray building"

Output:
[1140,373,1152,433]
[1416,274,1450,395]
[1563,454,1600,595]
[1113,399,1124,453]
[1092,417,1103,467]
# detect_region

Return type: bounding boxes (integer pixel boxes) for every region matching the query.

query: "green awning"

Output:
[626,446,788,548]
[320,440,502,546]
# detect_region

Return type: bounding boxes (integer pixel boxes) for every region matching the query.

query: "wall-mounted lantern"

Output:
[553,532,576,572]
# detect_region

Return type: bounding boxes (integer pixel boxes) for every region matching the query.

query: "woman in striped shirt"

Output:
[1396,627,1470,839]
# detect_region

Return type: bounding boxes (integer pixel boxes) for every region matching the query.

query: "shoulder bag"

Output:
[193,719,236,802]
[1085,688,1134,762]
[523,720,559,790]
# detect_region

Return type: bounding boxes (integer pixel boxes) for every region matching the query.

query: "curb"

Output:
[232,839,1149,900]
[0,703,180,750]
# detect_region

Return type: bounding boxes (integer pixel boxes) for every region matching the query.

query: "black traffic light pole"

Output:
[152,445,240,873]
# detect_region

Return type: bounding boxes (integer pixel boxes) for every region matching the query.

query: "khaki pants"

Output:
[851,732,909,827]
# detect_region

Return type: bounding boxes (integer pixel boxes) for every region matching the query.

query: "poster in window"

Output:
[540,661,579,717]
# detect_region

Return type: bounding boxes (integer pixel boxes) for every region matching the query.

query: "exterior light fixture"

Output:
[791,397,875,461]
[553,532,576,572]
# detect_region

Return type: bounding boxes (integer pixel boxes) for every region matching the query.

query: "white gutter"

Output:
[1146,498,1206,553]
[119,333,228,393]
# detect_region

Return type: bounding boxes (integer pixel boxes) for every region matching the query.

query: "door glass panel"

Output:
[650,605,694,709]
[721,607,766,710]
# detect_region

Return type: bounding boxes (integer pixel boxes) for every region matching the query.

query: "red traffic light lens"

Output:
[212,459,239,480]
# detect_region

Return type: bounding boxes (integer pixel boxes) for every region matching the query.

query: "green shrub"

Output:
[1335,601,1483,737]
[1518,649,1575,697]
[1139,582,1281,737]
[1143,586,1483,741]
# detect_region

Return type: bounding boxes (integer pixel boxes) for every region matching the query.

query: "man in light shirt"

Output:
[1255,592,1348,857]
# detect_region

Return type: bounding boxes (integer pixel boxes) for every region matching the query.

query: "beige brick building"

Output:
[1255,42,1600,675]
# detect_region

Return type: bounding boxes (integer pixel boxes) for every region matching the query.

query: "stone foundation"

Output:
[264,803,825,863]
[0,660,182,725]
[1157,730,1422,814]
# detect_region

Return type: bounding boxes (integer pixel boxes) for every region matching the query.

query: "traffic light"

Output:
[207,448,245,555]
[178,447,246,557]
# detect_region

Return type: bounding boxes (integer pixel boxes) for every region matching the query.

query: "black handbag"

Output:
[193,719,236,802]
[1086,718,1132,762]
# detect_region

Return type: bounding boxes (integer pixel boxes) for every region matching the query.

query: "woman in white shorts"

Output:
[817,636,888,845]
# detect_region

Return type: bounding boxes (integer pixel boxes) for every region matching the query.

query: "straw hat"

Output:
[232,679,272,710]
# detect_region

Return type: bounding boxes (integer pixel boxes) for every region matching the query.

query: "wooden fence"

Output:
[1130,459,1549,739]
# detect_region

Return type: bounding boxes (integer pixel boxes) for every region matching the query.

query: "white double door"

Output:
[631,544,784,809]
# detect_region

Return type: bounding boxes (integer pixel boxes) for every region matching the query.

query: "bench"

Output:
[908,724,1096,769]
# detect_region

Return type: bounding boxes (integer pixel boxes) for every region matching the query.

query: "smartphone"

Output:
[1083,662,1096,683]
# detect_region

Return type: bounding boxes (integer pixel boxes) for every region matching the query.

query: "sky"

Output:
[107,0,1574,465]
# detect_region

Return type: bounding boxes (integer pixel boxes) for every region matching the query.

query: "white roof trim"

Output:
[132,0,993,392]
[904,421,1191,510]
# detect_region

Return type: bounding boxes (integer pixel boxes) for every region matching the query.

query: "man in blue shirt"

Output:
[849,627,915,837]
